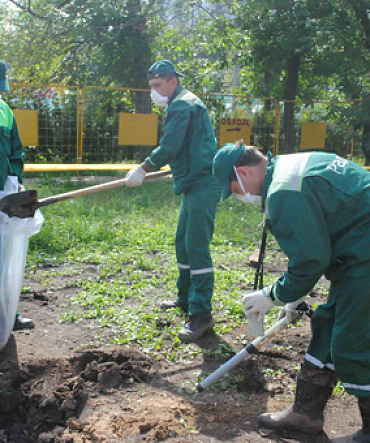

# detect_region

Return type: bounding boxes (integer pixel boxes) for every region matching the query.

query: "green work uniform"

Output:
[0,98,24,323]
[145,86,221,316]
[0,98,23,190]
[262,152,370,396]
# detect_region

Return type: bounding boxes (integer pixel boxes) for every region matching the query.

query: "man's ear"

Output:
[236,165,254,179]
[169,76,178,87]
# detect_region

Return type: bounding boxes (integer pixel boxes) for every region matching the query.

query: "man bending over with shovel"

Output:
[125,60,221,342]
[213,143,370,442]
[0,60,34,331]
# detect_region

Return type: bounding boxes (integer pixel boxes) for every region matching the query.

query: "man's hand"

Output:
[18,184,25,192]
[241,286,275,321]
[125,165,147,187]
[278,297,307,322]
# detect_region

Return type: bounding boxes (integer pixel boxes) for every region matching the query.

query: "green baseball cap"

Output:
[147,60,184,80]
[0,60,10,92]
[213,143,245,200]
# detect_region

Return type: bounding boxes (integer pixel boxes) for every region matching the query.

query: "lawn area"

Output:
[25,176,285,363]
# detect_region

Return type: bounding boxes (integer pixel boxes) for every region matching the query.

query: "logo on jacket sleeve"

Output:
[326,156,348,175]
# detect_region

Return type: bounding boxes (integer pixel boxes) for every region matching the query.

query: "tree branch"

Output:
[8,0,47,19]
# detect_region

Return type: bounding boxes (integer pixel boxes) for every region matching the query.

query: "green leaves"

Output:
[2,0,152,87]
[1,0,368,114]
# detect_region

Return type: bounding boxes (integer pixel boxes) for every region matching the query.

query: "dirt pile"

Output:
[0,347,156,442]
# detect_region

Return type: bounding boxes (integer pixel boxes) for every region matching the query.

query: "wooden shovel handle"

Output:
[38,169,171,208]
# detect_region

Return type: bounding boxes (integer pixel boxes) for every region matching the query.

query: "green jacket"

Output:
[145,86,217,194]
[262,152,370,304]
[0,98,23,190]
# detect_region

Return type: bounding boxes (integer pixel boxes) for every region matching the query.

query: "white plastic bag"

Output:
[0,177,43,351]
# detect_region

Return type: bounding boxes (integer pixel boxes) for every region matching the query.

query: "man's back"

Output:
[155,86,218,193]
[265,152,370,301]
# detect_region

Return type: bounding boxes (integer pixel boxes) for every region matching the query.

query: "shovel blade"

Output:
[0,190,39,218]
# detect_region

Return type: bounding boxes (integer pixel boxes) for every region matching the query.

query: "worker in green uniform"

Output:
[213,142,370,442]
[0,59,34,331]
[126,60,221,342]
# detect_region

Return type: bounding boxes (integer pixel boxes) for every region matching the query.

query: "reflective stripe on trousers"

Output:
[306,266,370,396]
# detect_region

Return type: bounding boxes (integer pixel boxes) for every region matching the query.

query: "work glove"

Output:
[278,297,306,323]
[125,165,147,187]
[241,285,275,322]
[18,184,25,192]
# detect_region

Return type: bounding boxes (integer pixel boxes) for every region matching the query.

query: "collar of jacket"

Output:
[169,85,184,103]
[262,155,278,211]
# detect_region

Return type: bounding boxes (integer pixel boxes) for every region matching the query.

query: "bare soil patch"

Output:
[0,265,361,443]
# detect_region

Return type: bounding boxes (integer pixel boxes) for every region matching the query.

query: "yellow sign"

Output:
[13,109,39,146]
[119,113,158,146]
[301,122,327,150]
[219,117,251,147]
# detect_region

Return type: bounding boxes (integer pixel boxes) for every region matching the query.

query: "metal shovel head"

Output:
[0,190,39,218]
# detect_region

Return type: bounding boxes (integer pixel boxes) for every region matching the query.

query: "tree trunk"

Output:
[263,71,272,112]
[127,0,153,159]
[281,51,301,153]
[362,123,370,166]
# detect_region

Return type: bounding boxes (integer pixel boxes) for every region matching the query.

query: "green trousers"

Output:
[175,179,221,316]
[305,266,370,396]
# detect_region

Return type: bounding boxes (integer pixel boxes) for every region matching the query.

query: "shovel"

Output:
[197,301,313,392]
[0,169,171,218]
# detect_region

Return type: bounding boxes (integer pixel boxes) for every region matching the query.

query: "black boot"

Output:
[177,315,215,342]
[258,362,337,434]
[353,396,370,442]
[13,314,35,331]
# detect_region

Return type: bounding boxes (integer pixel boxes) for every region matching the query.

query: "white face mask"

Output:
[233,167,262,206]
[234,193,262,206]
[150,89,169,107]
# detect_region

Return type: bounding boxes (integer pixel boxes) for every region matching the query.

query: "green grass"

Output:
[25,176,295,362]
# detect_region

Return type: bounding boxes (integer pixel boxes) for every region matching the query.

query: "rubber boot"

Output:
[177,315,215,342]
[13,314,35,331]
[258,362,337,434]
[353,396,370,442]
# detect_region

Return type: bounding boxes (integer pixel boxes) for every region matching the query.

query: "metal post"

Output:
[77,88,85,165]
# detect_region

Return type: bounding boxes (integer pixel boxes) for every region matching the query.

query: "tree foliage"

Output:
[0,0,369,155]
[1,0,152,87]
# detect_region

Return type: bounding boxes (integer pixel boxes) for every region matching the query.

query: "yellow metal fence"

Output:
[8,84,364,169]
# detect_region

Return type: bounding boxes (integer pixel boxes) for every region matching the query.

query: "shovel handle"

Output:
[38,169,171,208]
[197,316,290,392]
[197,302,311,392]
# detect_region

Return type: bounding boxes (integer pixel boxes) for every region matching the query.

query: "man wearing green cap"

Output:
[125,60,221,342]
[213,142,370,442]
[0,60,34,331]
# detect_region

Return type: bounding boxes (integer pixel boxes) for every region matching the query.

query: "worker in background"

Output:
[125,60,221,342]
[213,142,370,442]
[0,59,34,331]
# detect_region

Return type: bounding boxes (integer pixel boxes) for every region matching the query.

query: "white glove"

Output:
[278,297,307,322]
[241,285,275,322]
[125,166,147,187]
